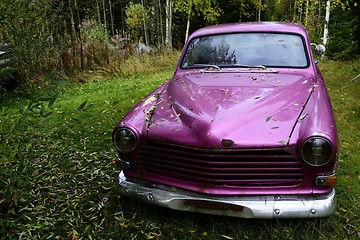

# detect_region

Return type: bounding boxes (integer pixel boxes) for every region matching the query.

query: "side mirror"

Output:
[311,43,326,56]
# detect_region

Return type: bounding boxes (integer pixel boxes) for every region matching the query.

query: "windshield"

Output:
[181,33,308,68]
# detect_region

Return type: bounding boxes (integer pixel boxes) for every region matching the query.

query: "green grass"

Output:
[0,60,359,239]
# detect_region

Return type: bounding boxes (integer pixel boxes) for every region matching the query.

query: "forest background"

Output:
[0,0,359,89]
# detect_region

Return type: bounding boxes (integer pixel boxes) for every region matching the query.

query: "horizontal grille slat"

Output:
[145,169,303,186]
[138,141,304,188]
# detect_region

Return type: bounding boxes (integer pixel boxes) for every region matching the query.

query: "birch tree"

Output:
[109,0,115,36]
[165,0,173,50]
[230,0,264,22]
[174,0,222,43]
[125,2,148,43]
[323,0,330,45]
[141,0,149,45]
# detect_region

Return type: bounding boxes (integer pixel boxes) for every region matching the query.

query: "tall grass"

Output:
[0,60,359,239]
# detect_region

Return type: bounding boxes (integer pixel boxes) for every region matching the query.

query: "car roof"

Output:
[189,22,308,39]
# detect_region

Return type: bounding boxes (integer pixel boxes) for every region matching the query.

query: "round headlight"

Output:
[300,137,333,166]
[113,128,137,153]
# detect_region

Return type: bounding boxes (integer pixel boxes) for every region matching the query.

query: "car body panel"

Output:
[113,22,338,218]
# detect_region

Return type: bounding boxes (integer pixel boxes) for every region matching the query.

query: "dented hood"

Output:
[146,71,314,148]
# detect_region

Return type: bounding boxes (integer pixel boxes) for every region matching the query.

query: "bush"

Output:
[326,4,360,60]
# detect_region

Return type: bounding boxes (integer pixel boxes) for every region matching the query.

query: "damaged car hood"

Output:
[145,71,314,148]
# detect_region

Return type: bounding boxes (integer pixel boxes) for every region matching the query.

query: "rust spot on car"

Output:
[221,139,234,147]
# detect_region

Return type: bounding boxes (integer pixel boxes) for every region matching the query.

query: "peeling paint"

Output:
[299,113,309,121]
[141,95,157,108]
[278,139,289,145]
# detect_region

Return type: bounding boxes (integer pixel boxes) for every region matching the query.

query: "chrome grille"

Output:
[138,142,304,187]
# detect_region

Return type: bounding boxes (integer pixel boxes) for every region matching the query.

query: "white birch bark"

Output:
[102,0,107,27]
[323,0,330,45]
[305,0,309,25]
[185,4,192,43]
[159,0,164,46]
[165,0,172,51]
[258,0,261,21]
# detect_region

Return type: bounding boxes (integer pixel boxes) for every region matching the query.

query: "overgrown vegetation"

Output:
[0,0,359,93]
[0,59,359,239]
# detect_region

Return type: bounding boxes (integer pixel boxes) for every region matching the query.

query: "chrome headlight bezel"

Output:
[112,127,138,153]
[300,136,334,166]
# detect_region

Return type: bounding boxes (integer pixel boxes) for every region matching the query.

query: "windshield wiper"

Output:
[231,64,267,69]
[192,64,222,71]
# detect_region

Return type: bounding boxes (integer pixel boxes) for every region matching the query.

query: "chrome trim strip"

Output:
[117,171,336,219]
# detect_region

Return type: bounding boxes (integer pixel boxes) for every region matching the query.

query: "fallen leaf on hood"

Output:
[220,88,229,94]
[266,116,273,122]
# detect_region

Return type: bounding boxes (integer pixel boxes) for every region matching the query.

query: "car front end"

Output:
[112,22,338,218]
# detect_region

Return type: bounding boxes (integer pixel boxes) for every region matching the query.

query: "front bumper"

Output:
[117,171,336,218]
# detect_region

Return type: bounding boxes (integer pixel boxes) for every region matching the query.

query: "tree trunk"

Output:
[323,0,330,45]
[96,0,101,23]
[68,0,76,34]
[102,0,107,27]
[109,0,114,36]
[288,0,292,21]
[165,0,172,51]
[159,0,164,46]
[74,0,83,70]
[299,0,303,22]
[304,0,309,25]
[185,3,192,43]
[141,0,149,45]
[119,0,125,35]
[258,0,261,21]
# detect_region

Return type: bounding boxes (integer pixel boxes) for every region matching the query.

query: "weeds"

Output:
[0,60,359,239]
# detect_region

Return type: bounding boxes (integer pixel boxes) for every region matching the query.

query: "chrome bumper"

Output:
[117,171,336,218]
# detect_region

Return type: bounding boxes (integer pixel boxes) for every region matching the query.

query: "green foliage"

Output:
[1,0,359,87]
[125,2,147,41]
[326,3,360,60]
[81,19,108,45]
[230,0,259,21]
[174,0,222,23]
[0,0,55,79]
[0,59,360,239]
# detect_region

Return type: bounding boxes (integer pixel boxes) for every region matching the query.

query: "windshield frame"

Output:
[180,31,310,70]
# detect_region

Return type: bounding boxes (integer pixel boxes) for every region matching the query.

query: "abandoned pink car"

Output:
[112,22,338,218]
